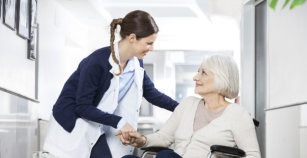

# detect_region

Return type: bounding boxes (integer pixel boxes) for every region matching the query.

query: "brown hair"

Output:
[110,10,159,76]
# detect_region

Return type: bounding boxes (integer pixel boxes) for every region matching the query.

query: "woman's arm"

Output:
[143,72,179,111]
[142,97,192,148]
[139,59,178,112]
[232,109,261,158]
[73,58,122,129]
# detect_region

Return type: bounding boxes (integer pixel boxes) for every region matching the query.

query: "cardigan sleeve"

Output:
[143,97,193,148]
[232,107,261,158]
[73,60,122,129]
[143,71,179,112]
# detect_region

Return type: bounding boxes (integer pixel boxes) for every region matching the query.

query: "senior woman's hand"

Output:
[115,123,136,145]
[127,131,147,148]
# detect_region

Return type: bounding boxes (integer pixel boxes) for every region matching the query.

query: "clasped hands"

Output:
[115,123,147,148]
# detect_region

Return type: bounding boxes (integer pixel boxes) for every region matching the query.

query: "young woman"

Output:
[43,10,178,158]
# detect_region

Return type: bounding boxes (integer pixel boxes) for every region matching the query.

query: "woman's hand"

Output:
[115,123,136,145]
[127,131,147,148]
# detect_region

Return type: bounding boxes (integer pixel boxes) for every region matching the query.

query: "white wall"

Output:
[240,2,255,116]
[267,1,307,108]
[242,0,307,157]
[266,105,300,158]
[300,105,307,158]
[266,104,307,157]
[0,15,36,99]
[0,2,38,158]
[37,0,109,120]
[266,0,307,157]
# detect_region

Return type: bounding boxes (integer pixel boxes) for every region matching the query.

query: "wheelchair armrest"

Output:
[140,147,172,153]
[210,145,246,157]
[253,119,259,127]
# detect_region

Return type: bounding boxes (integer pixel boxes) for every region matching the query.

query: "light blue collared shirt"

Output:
[114,42,136,103]
[118,61,135,102]
[114,42,135,130]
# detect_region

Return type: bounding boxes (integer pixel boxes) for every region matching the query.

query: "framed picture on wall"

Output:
[30,0,37,26]
[27,24,38,60]
[17,0,30,39]
[3,0,17,30]
[0,0,2,19]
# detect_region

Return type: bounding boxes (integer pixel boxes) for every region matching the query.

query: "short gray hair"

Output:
[201,55,239,99]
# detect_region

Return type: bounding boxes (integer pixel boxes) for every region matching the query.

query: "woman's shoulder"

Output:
[185,96,201,101]
[82,46,111,67]
[226,104,254,123]
[89,46,111,60]
[226,103,250,115]
[179,96,202,108]
[172,96,201,114]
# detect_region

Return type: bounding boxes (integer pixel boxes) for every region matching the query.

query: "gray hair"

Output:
[201,55,239,99]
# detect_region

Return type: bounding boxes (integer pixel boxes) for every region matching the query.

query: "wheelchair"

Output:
[140,119,259,158]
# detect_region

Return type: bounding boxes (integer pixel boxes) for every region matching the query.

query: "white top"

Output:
[144,96,261,158]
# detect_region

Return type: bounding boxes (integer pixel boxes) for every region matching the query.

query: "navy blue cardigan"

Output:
[53,46,179,132]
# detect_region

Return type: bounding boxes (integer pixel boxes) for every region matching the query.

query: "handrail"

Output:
[0,86,39,103]
[265,101,307,111]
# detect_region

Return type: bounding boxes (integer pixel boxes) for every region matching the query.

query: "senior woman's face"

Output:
[193,67,216,96]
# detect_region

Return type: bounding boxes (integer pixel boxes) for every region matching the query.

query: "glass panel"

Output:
[140,64,154,117]
[175,65,199,103]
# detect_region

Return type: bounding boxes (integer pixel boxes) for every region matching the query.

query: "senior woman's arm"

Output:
[143,97,193,148]
[232,108,261,158]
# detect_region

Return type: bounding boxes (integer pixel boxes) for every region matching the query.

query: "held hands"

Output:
[125,131,147,148]
[115,123,146,147]
[115,123,136,145]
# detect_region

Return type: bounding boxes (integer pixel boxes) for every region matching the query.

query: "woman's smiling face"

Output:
[131,33,157,59]
[193,67,216,96]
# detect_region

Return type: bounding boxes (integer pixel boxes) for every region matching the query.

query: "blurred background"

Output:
[0,0,307,157]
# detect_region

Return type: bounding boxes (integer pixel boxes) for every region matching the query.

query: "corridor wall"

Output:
[0,2,37,158]
[241,0,307,157]
[266,1,307,157]
[0,0,109,157]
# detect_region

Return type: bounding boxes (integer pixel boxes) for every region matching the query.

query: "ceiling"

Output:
[56,0,242,51]
[57,0,242,26]
[92,0,242,20]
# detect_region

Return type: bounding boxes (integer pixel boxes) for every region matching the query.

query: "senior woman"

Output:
[120,55,261,158]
